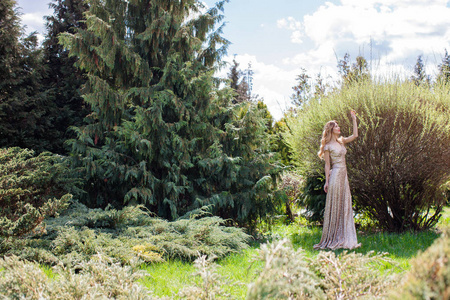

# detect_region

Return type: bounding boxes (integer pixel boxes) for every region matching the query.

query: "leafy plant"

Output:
[390,226,450,299]
[247,239,325,299]
[286,80,450,232]
[298,174,326,223]
[0,255,156,299]
[0,147,72,237]
[277,172,303,222]
[2,201,250,266]
[178,255,232,299]
[313,250,398,299]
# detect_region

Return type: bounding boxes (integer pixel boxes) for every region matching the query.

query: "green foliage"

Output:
[228,57,250,103]
[247,239,399,299]
[277,172,303,222]
[437,49,450,85]
[247,239,325,299]
[178,255,232,299]
[0,255,156,299]
[286,80,450,232]
[59,0,280,226]
[0,147,72,237]
[271,118,293,166]
[2,201,250,266]
[338,53,370,86]
[391,226,450,299]
[298,174,326,223]
[39,0,89,154]
[411,55,431,86]
[0,0,53,152]
[312,250,398,299]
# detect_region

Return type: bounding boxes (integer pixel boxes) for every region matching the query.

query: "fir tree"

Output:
[338,54,370,86]
[411,55,430,86]
[0,0,50,152]
[40,0,89,154]
[291,68,311,107]
[60,0,280,224]
[437,49,450,85]
[228,57,250,103]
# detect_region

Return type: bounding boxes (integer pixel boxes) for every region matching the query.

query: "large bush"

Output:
[391,226,450,299]
[285,80,450,232]
[0,147,72,237]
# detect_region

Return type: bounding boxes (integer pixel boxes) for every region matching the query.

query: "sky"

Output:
[16,0,450,119]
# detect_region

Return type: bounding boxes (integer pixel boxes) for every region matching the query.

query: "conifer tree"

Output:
[228,58,250,103]
[411,55,430,86]
[40,0,89,154]
[338,54,370,86]
[291,68,311,107]
[437,49,450,85]
[0,0,50,151]
[60,0,280,224]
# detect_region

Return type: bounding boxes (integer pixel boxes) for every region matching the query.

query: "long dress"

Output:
[313,142,361,250]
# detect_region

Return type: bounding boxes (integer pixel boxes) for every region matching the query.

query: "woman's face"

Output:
[332,123,341,136]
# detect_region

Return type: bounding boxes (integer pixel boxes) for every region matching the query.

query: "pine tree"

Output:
[437,49,450,85]
[40,0,89,154]
[338,54,370,86]
[60,0,280,224]
[0,0,50,151]
[228,58,250,103]
[411,55,430,86]
[291,68,311,107]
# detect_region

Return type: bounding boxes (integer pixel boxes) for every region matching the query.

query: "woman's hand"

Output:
[350,109,357,120]
[324,182,328,193]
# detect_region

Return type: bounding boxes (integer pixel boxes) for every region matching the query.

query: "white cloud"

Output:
[22,12,47,32]
[277,16,303,44]
[279,0,450,82]
[221,54,301,120]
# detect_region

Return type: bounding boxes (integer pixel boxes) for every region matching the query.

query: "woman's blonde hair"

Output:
[318,120,343,159]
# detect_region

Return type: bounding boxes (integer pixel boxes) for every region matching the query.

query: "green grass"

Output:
[139,247,262,299]
[139,259,198,298]
[140,206,450,298]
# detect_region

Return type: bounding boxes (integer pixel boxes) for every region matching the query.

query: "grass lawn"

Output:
[141,206,450,299]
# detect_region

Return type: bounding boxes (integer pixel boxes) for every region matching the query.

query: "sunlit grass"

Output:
[140,206,449,298]
[139,259,197,298]
[40,265,57,280]
[35,206,448,298]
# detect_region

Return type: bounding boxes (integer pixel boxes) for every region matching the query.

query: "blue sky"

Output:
[16,0,450,119]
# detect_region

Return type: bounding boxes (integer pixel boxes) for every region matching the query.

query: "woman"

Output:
[313,110,361,250]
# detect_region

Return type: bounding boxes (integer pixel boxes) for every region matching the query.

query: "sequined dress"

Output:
[314,142,360,250]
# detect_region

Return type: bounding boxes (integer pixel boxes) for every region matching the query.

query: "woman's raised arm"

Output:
[343,110,358,144]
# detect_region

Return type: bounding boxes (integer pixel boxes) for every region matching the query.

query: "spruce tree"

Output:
[228,58,250,103]
[411,55,430,86]
[437,49,450,85]
[40,0,89,154]
[0,0,50,151]
[60,0,280,224]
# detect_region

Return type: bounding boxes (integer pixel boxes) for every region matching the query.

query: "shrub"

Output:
[285,80,450,232]
[0,255,156,299]
[247,239,399,300]
[2,201,250,266]
[178,255,231,299]
[312,250,398,299]
[391,226,450,299]
[278,172,303,222]
[0,147,72,237]
[298,174,326,223]
[247,239,325,299]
